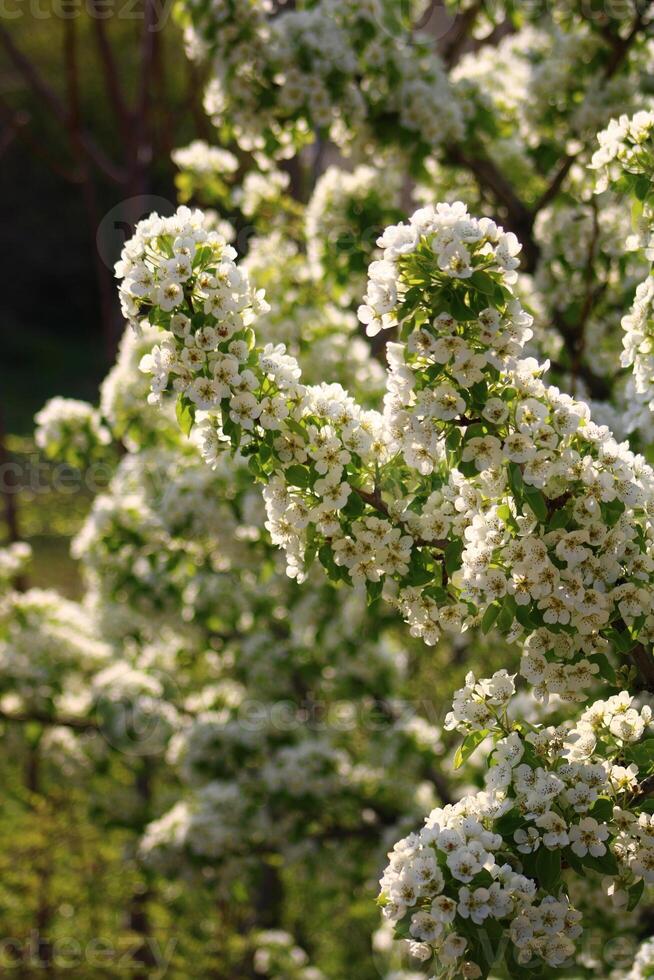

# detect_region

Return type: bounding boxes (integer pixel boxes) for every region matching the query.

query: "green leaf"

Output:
[603,498,626,527]
[536,846,561,892]
[494,807,523,837]
[469,270,497,295]
[318,544,340,583]
[285,418,309,443]
[635,173,651,201]
[444,539,463,576]
[625,738,654,768]
[582,849,619,877]
[523,485,548,523]
[285,465,312,489]
[497,595,517,633]
[605,627,636,655]
[589,798,613,822]
[481,602,501,634]
[508,461,524,495]
[407,550,436,587]
[366,578,384,605]
[627,878,645,911]
[547,505,570,531]
[445,427,461,466]
[590,654,616,685]
[454,729,488,769]
[344,491,366,520]
[563,848,586,877]
[176,395,195,437]
[515,604,537,629]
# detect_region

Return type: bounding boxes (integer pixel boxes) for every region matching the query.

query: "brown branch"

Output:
[137,0,158,125]
[63,19,121,361]
[354,485,391,519]
[0,409,26,592]
[446,145,540,272]
[635,773,654,803]
[630,643,654,692]
[466,18,517,56]
[0,26,125,184]
[88,0,133,145]
[0,108,24,159]
[439,0,484,68]
[534,156,575,214]
[0,708,98,732]
[534,11,648,215]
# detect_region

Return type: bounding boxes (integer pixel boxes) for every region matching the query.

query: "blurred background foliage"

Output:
[0,2,206,431]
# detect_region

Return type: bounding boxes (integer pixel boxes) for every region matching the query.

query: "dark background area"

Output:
[0,8,206,432]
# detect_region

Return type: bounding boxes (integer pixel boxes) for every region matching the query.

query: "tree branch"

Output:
[534,11,648,215]
[439,0,484,69]
[88,0,133,145]
[0,26,126,184]
[446,145,540,271]
[0,708,98,732]
[630,643,654,692]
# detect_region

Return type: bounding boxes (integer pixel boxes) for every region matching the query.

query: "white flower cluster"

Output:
[357,201,522,336]
[35,396,111,468]
[253,930,325,980]
[171,140,238,177]
[591,111,654,195]
[183,0,463,160]
[235,168,291,220]
[621,936,654,979]
[72,447,250,628]
[140,780,266,864]
[591,112,654,442]
[0,543,30,590]
[115,205,268,410]
[444,670,516,733]
[380,681,654,977]
[305,164,403,295]
[130,201,654,704]
[380,793,582,976]
[0,589,109,715]
[99,325,178,450]
[92,661,180,755]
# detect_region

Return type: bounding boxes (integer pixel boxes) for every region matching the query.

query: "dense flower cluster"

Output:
[252,930,325,980]
[379,681,654,977]
[115,205,268,415]
[99,324,179,450]
[621,936,654,979]
[180,0,463,161]
[124,178,654,973]
[15,1,654,969]
[171,140,238,177]
[305,164,403,294]
[0,542,30,590]
[591,111,654,197]
[127,201,654,700]
[0,589,110,715]
[591,113,654,439]
[35,396,111,468]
